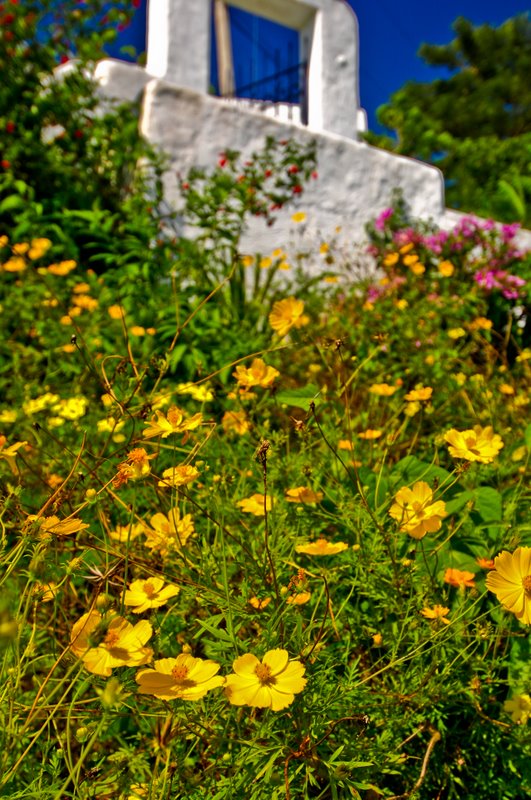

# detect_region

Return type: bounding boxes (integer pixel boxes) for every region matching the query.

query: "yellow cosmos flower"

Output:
[124,577,179,613]
[108,522,144,543]
[404,386,432,402]
[3,257,26,272]
[225,649,306,711]
[249,596,272,610]
[27,514,89,538]
[499,383,515,395]
[369,383,397,396]
[383,252,399,267]
[291,211,307,223]
[438,260,454,277]
[136,654,224,701]
[236,494,272,515]
[28,238,52,260]
[158,465,199,488]
[70,611,153,677]
[129,326,146,336]
[295,539,348,555]
[420,605,450,625]
[358,429,382,440]
[108,304,125,320]
[0,435,27,471]
[389,481,446,539]
[114,448,154,488]
[486,547,531,625]
[269,297,309,337]
[233,358,280,390]
[285,487,323,504]
[47,260,77,275]
[143,508,195,555]
[469,316,492,332]
[444,568,476,589]
[448,327,466,340]
[221,410,250,435]
[143,406,203,439]
[504,694,531,724]
[286,591,311,605]
[176,381,214,402]
[444,425,504,463]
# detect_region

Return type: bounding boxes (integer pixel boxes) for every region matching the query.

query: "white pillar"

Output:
[146,0,211,92]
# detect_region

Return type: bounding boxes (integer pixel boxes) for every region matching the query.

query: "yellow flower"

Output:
[291,211,307,223]
[108,304,125,320]
[420,605,450,625]
[124,578,179,613]
[176,382,214,402]
[143,508,195,555]
[114,448,154,488]
[320,242,330,255]
[136,653,224,700]
[269,297,309,337]
[389,481,446,539]
[108,522,144,543]
[237,494,272,515]
[143,406,203,439]
[47,260,76,276]
[259,256,272,269]
[225,649,306,710]
[28,238,52,260]
[383,252,399,267]
[499,383,515,395]
[476,557,495,570]
[0,435,27,471]
[72,282,90,293]
[402,253,419,267]
[129,325,146,336]
[53,396,88,420]
[503,694,531,724]
[233,358,279,390]
[27,514,89,538]
[369,383,397,396]
[438,260,454,277]
[338,439,353,450]
[70,611,153,677]
[358,429,382,440]
[158,464,199,488]
[241,254,255,268]
[444,426,504,463]
[222,410,250,435]
[486,547,531,625]
[285,487,323,504]
[399,243,414,255]
[469,316,492,332]
[444,568,476,589]
[295,539,348,555]
[286,591,311,605]
[249,596,272,610]
[3,257,26,272]
[404,386,432,402]
[448,327,466,339]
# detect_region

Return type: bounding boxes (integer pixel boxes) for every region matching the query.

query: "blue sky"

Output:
[108,1,530,132]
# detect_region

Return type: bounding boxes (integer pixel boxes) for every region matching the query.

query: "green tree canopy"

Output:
[365,14,531,226]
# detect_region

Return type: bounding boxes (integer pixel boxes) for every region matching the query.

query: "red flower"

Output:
[288,165,298,174]
[292,185,302,194]
[73,129,83,139]
[5,121,15,133]
[1,160,11,169]
[264,169,272,178]
[59,54,69,64]
[2,12,15,22]
[218,154,227,168]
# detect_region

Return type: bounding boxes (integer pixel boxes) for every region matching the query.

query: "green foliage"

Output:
[364,15,531,225]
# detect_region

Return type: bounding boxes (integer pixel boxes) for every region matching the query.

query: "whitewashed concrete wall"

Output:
[92,59,531,261]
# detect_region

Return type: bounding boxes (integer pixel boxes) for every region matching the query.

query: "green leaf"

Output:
[445,490,475,516]
[474,487,502,522]
[0,195,25,212]
[391,456,451,489]
[275,383,320,410]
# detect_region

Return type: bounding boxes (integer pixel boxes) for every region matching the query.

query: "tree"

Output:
[364,14,531,226]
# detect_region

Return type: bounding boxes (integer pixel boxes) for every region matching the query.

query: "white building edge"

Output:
[90,0,531,259]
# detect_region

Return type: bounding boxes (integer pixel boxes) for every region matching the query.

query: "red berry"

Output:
[1,160,11,169]
[292,185,302,194]
[5,121,15,133]
[288,165,298,174]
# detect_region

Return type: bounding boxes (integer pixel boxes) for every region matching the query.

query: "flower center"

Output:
[104,630,120,648]
[523,574,531,595]
[411,501,425,517]
[255,663,276,686]
[171,664,196,688]
[464,437,480,454]
[143,581,156,598]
